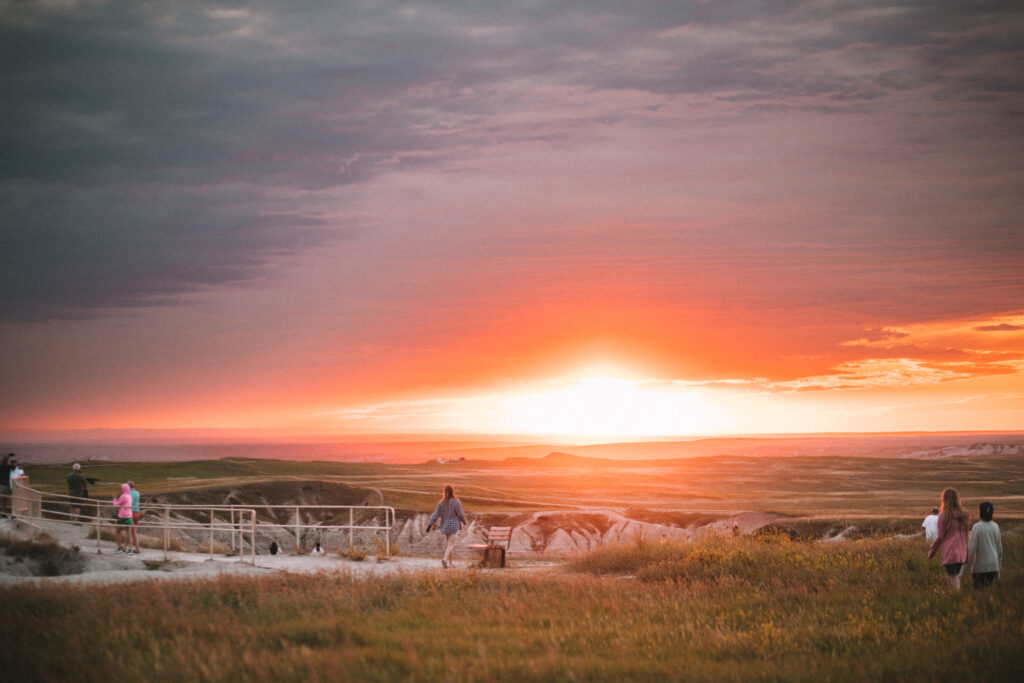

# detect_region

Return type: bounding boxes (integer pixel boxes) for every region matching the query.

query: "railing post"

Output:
[95,499,102,554]
[209,509,214,559]
[294,505,300,552]
[349,507,353,550]
[251,509,256,566]
[164,506,170,561]
[385,508,391,559]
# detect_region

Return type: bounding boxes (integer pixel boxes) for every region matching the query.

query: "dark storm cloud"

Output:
[0,1,428,320]
[2,0,1022,321]
[0,181,332,320]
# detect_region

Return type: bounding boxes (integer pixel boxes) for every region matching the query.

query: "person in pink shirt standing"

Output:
[112,483,134,555]
[927,487,970,591]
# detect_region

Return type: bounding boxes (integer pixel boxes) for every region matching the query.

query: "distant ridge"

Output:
[504,451,650,467]
[500,435,1024,467]
[540,451,590,465]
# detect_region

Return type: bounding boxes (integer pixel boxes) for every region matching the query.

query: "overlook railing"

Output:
[3,477,395,562]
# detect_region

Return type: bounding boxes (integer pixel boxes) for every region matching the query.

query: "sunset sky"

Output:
[2,1,1023,439]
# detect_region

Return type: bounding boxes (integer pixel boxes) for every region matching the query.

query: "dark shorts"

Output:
[116,517,133,526]
[943,563,963,577]
[973,572,998,589]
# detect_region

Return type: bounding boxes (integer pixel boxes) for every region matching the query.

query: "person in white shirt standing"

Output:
[9,458,25,489]
[921,507,939,541]
[968,501,1002,589]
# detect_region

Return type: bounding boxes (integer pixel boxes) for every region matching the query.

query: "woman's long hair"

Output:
[442,484,455,514]
[939,487,969,533]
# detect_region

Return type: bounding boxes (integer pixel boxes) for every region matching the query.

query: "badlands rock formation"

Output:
[143,481,784,556]
[394,509,782,556]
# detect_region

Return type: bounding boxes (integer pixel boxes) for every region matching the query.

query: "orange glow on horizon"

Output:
[2,313,1022,438]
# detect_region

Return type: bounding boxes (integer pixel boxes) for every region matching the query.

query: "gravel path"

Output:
[0,517,558,586]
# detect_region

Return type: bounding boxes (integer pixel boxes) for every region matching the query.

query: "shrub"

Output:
[568,533,933,595]
[564,534,690,575]
[372,535,399,559]
[0,535,85,576]
[338,544,368,561]
[195,540,232,554]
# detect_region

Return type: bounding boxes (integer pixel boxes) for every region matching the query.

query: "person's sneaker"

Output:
[114,548,123,554]
[126,549,134,555]
[441,560,448,569]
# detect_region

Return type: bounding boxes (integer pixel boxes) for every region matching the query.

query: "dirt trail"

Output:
[1,503,789,587]
[0,517,562,586]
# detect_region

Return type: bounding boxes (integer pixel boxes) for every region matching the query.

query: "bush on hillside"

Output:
[0,534,85,577]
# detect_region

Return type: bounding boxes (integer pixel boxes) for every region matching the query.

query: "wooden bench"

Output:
[468,526,512,568]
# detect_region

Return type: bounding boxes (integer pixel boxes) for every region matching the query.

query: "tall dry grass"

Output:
[2,533,1022,682]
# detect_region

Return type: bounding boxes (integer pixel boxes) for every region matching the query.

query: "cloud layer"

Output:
[1,1,1022,432]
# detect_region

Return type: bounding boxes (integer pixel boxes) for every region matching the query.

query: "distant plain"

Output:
[21,433,1024,530]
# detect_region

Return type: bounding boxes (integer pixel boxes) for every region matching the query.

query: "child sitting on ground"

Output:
[968,501,1002,589]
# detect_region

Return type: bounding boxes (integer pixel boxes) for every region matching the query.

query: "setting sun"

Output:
[498,375,736,438]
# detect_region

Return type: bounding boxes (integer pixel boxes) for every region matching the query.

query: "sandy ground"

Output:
[0,517,553,587]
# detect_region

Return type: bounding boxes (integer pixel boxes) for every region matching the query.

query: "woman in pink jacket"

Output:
[927,487,970,591]
[112,483,134,555]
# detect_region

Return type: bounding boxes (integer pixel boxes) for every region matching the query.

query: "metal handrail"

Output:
[5,479,396,561]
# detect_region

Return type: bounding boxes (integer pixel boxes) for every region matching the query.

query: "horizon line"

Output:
[2,427,1022,445]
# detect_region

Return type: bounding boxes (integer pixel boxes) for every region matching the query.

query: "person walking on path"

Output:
[127,481,141,554]
[112,483,134,555]
[426,484,467,569]
[928,487,970,591]
[968,501,1002,589]
[67,464,87,522]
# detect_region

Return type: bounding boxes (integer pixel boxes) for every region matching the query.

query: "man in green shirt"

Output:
[67,463,87,521]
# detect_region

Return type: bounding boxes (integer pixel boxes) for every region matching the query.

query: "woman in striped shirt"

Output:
[427,484,467,568]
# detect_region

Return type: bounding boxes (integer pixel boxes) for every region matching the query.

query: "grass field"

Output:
[6,453,1024,680]
[3,532,1022,682]
[21,453,1024,521]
